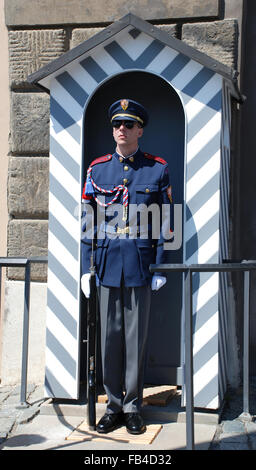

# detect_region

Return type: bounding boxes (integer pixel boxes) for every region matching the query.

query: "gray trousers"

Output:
[98,282,151,414]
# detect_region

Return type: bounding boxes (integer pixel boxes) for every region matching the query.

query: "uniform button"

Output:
[129,156,134,162]
[119,157,123,162]
[123,178,128,184]
[124,165,129,171]
[145,188,150,193]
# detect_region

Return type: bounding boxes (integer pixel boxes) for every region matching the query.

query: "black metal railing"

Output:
[150,260,256,450]
[1,256,254,449]
[0,256,48,408]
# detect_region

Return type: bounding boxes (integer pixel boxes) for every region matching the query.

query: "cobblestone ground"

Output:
[210,377,256,450]
[0,383,45,443]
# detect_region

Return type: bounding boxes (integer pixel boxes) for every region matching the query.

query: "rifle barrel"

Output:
[87,271,97,430]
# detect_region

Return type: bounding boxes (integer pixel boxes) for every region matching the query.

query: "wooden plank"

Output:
[97,385,178,406]
[143,385,177,406]
[66,420,162,444]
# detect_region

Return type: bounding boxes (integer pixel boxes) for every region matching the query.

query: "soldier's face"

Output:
[113,121,143,147]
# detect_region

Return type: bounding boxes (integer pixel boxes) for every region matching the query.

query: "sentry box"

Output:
[28,13,242,410]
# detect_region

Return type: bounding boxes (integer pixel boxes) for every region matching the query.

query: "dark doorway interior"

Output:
[81,71,185,387]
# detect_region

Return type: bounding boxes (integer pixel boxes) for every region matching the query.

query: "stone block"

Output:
[8,29,67,89]
[10,93,50,155]
[222,419,245,434]
[182,20,238,69]
[71,28,104,49]
[7,220,48,281]
[0,416,16,438]
[219,441,249,450]
[5,0,220,26]
[246,422,256,450]
[156,24,178,38]
[8,157,49,218]
[71,23,177,49]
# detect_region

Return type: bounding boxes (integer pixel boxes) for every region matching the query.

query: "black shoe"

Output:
[124,413,146,435]
[96,412,123,434]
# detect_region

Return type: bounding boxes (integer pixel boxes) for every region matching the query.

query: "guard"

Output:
[81,98,173,434]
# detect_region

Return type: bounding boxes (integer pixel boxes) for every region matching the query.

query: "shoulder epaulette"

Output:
[144,153,167,165]
[90,154,112,167]
[82,154,112,201]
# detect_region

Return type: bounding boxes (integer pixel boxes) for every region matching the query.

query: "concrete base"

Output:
[40,391,219,426]
[0,410,217,451]
[0,281,47,385]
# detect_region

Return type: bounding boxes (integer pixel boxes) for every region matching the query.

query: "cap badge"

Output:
[121,99,129,111]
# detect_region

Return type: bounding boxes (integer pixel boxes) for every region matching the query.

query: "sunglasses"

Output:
[112,120,136,129]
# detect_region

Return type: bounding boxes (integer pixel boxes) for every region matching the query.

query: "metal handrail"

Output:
[0,256,48,408]
[150,260,256,450]
[1,256,254,448]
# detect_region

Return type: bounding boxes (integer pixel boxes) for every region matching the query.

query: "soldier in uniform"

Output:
[81,99,173,434]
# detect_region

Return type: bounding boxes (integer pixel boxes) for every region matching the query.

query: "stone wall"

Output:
[5,0,239,281]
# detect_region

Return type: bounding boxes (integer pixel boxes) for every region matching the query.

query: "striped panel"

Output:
[45,65,88,398]
[218,82,232,404]
[180,69,222,408]
[46,25,226,406]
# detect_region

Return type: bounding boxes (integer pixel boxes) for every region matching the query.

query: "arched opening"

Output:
[81,70,185,388]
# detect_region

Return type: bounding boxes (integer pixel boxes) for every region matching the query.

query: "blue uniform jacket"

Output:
[81,148,173,287]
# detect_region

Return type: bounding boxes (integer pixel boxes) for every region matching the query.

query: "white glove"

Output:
[81,273,91,298]
[81,273,99,298]
[151,274,167,291]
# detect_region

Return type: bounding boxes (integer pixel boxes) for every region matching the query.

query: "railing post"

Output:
[239,267,252,421]
[185,268,194,450]
[17,260,31,408]
[150,261,256,449]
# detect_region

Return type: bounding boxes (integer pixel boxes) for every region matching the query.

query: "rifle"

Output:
[86,257,97,430]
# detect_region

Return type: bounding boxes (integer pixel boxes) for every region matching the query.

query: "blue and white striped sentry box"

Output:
[28,14,242,409]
